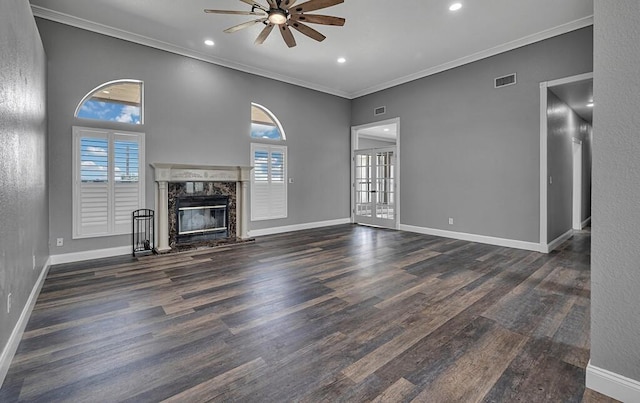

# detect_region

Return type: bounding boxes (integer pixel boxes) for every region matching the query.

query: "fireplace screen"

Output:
[175,194,229,245]
[178,204,227,235]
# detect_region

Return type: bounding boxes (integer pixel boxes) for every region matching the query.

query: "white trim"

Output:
[586,360,640,402]
[248,218,350,237]
[540,82,549,248]
[399,224,542,252]
[49,246,131,265]
[545,72,594,88]
[582,216,591,229]
[74,79,143,124]
[31,5,592,100]
[0,258,51,387]
[543,228,574,254]
[351,17,594,98]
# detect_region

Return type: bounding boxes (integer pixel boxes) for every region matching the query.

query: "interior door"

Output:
[354,148,396,228]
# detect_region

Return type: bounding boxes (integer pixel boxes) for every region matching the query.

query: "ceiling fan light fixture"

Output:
[268,9,288,25]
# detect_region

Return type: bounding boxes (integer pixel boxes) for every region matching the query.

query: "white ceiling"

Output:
[30,0,593,99]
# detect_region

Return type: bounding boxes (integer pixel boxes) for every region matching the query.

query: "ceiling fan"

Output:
[204,0,346,48]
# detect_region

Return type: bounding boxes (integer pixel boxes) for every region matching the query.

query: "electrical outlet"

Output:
[56,238,64,247]
[7,293,11,314]
[288,178,294,184]
[549,176,553,185]
[448,217,454,225]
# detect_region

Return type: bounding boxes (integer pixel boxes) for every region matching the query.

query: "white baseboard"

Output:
[49,245,131,265]
[586,360,640,402]
[399,224,542,252]
[0,257,51,387]
[582,216,592,229]
[248,218,351,238]
[542,228,574,253]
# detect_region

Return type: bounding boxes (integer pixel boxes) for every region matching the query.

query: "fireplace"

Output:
[176,195,229,244]
[151,163,253,253]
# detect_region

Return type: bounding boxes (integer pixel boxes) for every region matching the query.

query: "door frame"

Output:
[572,138,583,230]
[351,117,400,229]
[539,72,592,252]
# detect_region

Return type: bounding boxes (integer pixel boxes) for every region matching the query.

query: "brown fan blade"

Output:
[205,9,265,16]
[290,14,345,26]
[266,0,278,8]
[224,18,268,33]
[281,0,298,9]
[288,20,325,42]
[279,24,297,48]
[239,0,267,11]
[290,0,343,13]
[255,23,275,44]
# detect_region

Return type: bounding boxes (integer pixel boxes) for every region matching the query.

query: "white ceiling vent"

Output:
[495,73,517,88]
[374,106,386,116]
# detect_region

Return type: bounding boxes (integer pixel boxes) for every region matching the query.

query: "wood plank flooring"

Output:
[0,224,618,402]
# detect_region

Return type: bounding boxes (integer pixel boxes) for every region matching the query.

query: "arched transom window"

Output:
[75,79,143,125]
[251,103,286,140]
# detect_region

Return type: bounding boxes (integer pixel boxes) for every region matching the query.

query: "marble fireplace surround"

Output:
[151,163,253,253]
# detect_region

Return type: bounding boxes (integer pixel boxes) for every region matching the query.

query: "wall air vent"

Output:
[374,106,386,116]
[495,73,517,88]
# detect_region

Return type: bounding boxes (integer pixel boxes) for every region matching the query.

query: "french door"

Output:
[354,148,396,228]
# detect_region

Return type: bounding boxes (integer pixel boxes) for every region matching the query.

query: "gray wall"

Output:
[0,0,48,368]
[36,19,351,254]
[352,28,593,243]
[591,0,640,383]
[546,90,592,241]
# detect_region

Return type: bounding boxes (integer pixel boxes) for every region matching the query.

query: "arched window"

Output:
[75,79,143,125]
[251,103,286,140]
[250,103,287,221]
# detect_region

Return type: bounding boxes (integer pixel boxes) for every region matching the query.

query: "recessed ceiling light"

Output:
[383,128,390,132]
[587,103,594,107]
[204,39,215,46]
[449,3,462,11]
[337,57,346,64]
[102,90,110,94]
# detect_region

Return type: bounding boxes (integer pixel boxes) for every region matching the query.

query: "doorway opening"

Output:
[351,118,400,229]
[540,73,593,252]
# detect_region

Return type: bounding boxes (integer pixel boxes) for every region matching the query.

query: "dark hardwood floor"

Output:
[1,224,618,402]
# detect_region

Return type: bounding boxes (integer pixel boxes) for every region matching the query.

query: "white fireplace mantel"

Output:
[150,163,253,253]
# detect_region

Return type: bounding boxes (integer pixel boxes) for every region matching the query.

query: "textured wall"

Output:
[351,28,593,243]
[0,0,48,365]
[546,90,592,241]
[36,19,351,255]
[591,0,640,382]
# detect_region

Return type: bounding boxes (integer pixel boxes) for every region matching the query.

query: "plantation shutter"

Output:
[73,127,145,238]
[251,144,287,221]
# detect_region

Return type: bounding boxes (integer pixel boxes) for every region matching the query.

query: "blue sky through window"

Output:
[81,138,139,183]
[251,123,281,140]
[77,100,141,125]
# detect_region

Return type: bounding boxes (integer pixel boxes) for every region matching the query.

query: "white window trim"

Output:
[72,126,145,239]
[74,79,144,125]
[251,102,286,141]
[251,143,288,221]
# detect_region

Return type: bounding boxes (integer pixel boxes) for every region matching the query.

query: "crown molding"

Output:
[30,5,351,99]
[32,5,592,100]
[350,15,594,99]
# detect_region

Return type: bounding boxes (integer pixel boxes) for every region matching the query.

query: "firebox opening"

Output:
[176,195,229,244]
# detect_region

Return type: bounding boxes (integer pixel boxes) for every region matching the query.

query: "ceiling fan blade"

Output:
[281,0,298,9]
[255,23,275,44]
[204,9,265,16]
[290,14,345,26]
[288,20,325,42]
[266,0,278,8]
[224,18,268,33]
[279,24,297,48]
[239,0,267,11]
[290,0,343,13]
